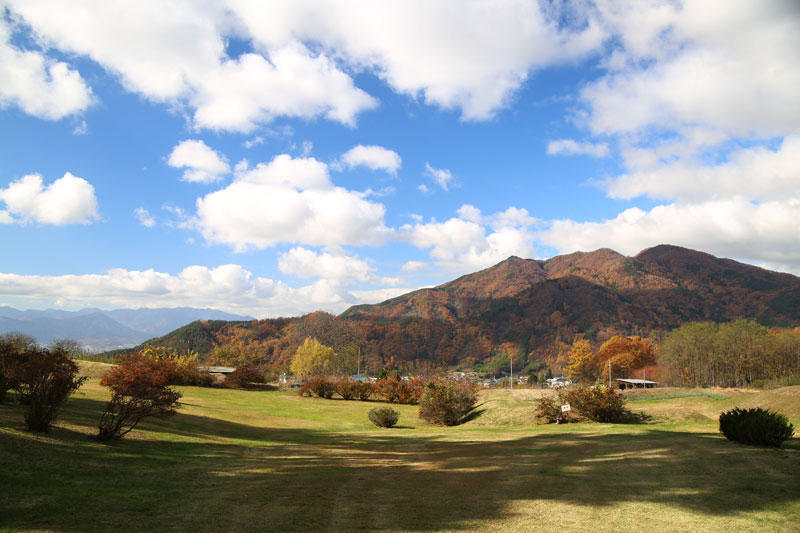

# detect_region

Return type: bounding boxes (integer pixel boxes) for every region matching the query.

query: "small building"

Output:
[546,377,571,389]
[616,378,657,389]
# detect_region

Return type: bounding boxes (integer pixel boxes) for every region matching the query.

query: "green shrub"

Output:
[418,380,478,426]
[719,407,794,447]
[368,407,399,428]
[562,386,630,423]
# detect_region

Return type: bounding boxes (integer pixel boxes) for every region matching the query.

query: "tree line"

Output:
[563,319,800,388]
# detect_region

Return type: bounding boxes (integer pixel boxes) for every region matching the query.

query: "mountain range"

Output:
[0,307,253,351]
[126,245,800,371]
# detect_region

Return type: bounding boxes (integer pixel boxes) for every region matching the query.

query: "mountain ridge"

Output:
[123,245,800,373]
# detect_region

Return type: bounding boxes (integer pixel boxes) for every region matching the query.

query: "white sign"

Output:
[561,404,571,412]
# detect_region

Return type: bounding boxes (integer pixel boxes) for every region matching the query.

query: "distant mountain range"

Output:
[0,306,253,351]
[129,245,800,371]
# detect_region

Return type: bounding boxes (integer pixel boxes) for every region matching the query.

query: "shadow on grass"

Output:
[1,396,798,532]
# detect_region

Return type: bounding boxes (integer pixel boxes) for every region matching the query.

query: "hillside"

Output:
[0,306,253,350]
[119,245,800,371]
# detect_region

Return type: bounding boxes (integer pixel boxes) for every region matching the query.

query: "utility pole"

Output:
[608,360,611,389]
[357,346,361,377]
[510,356,513,390]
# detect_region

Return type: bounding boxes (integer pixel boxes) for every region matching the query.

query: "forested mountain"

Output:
[126,245,800,373]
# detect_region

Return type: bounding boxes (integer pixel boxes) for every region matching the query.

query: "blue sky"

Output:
[1,1,798,317]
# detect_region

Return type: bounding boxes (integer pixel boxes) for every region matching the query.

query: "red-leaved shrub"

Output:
[418,380,478,426]
[377,375,424,404]
[95,353,182,441]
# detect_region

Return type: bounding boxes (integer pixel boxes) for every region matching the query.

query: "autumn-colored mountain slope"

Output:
[122,245,800,372]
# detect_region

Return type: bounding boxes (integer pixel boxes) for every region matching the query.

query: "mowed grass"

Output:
[1,365,798,532]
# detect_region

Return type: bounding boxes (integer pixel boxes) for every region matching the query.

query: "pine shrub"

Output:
[418,380,478,426]
[368,407,399,428]
[719,407,794,447]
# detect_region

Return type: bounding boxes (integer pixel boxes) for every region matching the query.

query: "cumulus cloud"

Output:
[547,139,609,158]
[583,1,800,139]
[0,13,93,120]
[424,163,454,191]
[191,153,390,251]
[0,264,414,317]
[540,197,800,274]
[5,2,375,131]
[5,1,607,127]
[401,205,538,273]
[0,172,99,225]
[604,136,800,202]
[167,139,230,183]
[278,247,373,284]
[339,145,401,175]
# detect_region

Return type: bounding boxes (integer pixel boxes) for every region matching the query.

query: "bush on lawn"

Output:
[377,375,424,404]
[224,364,266,389]
[561,386,630,423]
[335,376,360,400]
[368,407,399,428]
[719,407,794,447]
[534,395,570,423]
[95,353,181,441]
[354,380,374,401]
[418,380,478,426]
[298,376,336,399]
[17,346,86,432]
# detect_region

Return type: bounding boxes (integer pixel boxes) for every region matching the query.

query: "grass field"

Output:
[1,362,798,532]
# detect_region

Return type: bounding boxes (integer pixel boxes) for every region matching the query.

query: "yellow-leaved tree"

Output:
[290,337,343,379]
[564,339,594,383]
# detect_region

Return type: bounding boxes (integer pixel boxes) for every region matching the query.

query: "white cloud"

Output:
[72,120,88,135]
[540,196,800,274]
[339,145,401,175]
[134,207,156,228]
[190,43,377,131]
[278,247,373,284]
[6,1,607,127]
[243,136,264,149]
[424,162,454,191]
[0,264,413,317]
[401,205,537,273]
[547,139,609,158]
[167,139,230,183]
[401,261,426,272]
[0,172,99,225]
[605,136,800,202]
[0,13,93,120]
[417,184,430,194]
[192,153,390,251]
[6,2,375,132]
[231,0,604,121]
[583,1,800,139]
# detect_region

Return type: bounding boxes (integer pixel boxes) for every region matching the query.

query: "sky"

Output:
[0,0,798,318]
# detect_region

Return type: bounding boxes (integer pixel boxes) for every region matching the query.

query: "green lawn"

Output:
[1,366,798,532]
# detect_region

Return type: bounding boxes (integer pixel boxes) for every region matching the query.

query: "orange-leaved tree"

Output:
[593,336,656,381]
